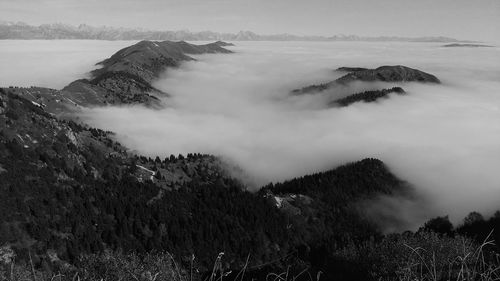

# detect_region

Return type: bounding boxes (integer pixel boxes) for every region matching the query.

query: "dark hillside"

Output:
[260,158,411,280]
[0,90,413,277]
[0,88,290,271]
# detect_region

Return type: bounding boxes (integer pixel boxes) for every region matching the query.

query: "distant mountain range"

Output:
[0,21,472,42]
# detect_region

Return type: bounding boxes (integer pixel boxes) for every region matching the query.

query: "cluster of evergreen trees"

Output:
[0,137,292,271]
[332,87,406,107]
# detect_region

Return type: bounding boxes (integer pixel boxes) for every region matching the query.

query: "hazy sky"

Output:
[1,0,499,42]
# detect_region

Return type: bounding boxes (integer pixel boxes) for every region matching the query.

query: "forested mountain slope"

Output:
[1,87,414,278]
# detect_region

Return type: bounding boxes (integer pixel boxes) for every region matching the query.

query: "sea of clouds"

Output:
[0,40,135,89]
[2,40,500,230]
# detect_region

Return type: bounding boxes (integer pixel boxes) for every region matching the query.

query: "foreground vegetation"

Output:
[2,229,500,281]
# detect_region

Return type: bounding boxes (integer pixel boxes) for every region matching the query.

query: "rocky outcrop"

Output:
[331,87,405,107]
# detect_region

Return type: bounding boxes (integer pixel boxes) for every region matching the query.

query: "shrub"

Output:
[335,231,500,281]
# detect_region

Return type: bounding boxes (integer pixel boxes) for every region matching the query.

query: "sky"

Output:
[1,0,499,42]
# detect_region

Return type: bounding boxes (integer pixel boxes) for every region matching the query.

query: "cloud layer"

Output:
[77,42,500,229]
[0,40,134,88]
[3,40,500,229]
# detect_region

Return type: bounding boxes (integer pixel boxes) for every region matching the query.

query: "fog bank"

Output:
[0,40,136,89]
[2,40,499,229]
[77,42,500,228]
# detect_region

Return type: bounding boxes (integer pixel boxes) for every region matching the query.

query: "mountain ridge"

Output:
[3,40,234,113]
[60,40,233,107]
[0,21,474,42]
